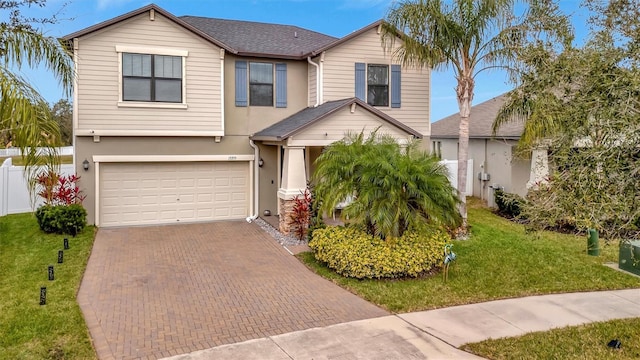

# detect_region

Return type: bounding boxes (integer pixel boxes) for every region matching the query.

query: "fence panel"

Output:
[0,146,73,157]
[440,159,474,196]
[0,159,75,216]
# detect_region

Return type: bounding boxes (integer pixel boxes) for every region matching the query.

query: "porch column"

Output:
[277,146,307,234]
[527,147,549,189]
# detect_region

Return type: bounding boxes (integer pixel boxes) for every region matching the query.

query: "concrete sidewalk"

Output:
[162,289,640,360]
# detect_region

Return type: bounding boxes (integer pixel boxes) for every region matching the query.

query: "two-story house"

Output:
[63,4,430,233]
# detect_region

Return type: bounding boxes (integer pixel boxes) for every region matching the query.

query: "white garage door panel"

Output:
[100,162,250,227]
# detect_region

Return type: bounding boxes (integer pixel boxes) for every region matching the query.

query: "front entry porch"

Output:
[251,98,422,234]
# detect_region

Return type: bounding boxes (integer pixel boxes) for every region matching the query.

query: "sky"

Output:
[6,0,590,122]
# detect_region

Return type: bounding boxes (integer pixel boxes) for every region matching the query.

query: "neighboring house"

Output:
[63,4,429,232]
[430,94,531,202]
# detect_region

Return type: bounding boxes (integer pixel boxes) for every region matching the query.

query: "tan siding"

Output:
[75,12,222,133]
[293,106,407,141]
[322,29,430,136]
[308,63,317,107]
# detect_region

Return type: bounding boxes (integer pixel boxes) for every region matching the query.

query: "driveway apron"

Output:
[77,221,388,360]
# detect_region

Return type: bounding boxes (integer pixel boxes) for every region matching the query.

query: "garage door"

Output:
[99,162,249,227]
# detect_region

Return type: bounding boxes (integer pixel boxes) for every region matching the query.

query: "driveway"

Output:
[77,221,388,360]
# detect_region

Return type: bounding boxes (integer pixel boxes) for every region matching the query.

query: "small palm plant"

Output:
[313,131,461,239]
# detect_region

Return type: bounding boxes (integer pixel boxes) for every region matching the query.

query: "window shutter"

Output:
[275,63,287,108]
[235,61,248,107]
[391,64,401,108]
[355,62,366,101]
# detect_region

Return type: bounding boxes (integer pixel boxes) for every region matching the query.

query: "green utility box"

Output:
[587,228,599,256]
[619,240,640,277]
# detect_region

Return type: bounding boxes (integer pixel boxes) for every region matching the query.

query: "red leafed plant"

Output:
[37,170,86,205]
[288,189,312,240]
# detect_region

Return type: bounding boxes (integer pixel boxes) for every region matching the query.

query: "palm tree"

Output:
[383,0,520,230]
[0,16,73,191]
[313,131,461,239]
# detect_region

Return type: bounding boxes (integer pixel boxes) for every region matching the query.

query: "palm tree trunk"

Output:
[456,76,474,231]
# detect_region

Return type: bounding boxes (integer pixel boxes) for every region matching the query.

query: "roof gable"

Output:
[63,4,232,52]
[431,94,524,139]
[252,98,421,141]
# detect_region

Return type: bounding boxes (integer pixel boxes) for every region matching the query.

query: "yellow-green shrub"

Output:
[309,225,448,279]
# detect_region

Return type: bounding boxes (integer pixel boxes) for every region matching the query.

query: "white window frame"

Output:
[115,45,188,109]
[366,63,389,107]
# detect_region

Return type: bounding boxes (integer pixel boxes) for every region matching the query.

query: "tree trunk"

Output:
[456,76,474,232]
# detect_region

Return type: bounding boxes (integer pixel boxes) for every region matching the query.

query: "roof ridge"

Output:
[179,15,338,39]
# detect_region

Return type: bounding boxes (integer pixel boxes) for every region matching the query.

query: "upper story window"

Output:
[122,53,182,103]
[367,64,389,107]
[235,61,287,108]
[249,62,273,106]
[355,62,401,108]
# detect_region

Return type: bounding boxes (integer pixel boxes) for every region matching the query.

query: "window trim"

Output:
[366,63,389,107]
[115,45,188,107]
[249,62,274,107]
[355,62,401,108]
[235,60,287,108]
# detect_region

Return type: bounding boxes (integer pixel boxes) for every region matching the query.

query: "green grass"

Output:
[299,200,640,313]
[463,318,640,359]
[0,155,74,166]
[0,213,96,360]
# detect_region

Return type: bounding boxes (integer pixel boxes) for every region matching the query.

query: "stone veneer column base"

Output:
[278,197,296,235]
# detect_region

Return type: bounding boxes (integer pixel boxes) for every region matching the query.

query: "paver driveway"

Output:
[78,221,388,360]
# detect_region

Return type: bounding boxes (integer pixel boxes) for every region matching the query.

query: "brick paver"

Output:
[78,221,388,359]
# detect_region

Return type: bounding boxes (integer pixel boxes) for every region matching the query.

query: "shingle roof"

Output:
[431,94,524,139]
[251,98,422,141]
[180,16,337,59]
[63,4,392,60]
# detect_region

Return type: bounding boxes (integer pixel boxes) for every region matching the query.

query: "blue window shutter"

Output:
[391,64,401,108]
[275,63,287,108]
[355,62,366,101]
[235,61,247,107]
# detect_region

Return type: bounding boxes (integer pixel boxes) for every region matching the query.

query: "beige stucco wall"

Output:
[224,54,310,136]
[319,27,430,137]
[76,136,253,224]
[256,144,279,219]
[74,11,223,134]
[433,137,530,200]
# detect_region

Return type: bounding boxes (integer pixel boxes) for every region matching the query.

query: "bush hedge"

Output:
[494,189,526,218]
[309,225,448,279]
[35,204,87,235]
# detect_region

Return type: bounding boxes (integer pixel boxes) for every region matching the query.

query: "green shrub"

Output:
[309,225,448,279]
[494,189,525,218]
[35,204,87,235]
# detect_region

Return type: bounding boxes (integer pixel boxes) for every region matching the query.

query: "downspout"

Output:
[220,49,225,135]
[319,51,325,104]
[246,140,260,222]
[307,56,319,107]
[72,38,79,170]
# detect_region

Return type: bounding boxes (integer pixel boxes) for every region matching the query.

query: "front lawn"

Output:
[464,318,640,359]
[0,213,96,359]
[299,200,640,313]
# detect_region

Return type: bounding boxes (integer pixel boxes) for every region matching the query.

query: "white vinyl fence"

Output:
[440,159,474,196]
[0,146,73,157]
[0,158,74,216]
